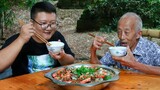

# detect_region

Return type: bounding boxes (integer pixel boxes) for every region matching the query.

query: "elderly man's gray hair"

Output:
[119,12,143,31]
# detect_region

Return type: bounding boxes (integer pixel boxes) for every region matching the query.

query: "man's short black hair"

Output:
[31,1,56,19]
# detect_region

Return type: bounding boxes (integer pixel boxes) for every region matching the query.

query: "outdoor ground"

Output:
[1,9,159,62]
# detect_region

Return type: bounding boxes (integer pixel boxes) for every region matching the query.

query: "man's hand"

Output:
[92,36,106,51]
[90,36,106,64]
[49,50,65,60]
[18,22,35,44]
[49,50,75,65]
[112,46,137,68]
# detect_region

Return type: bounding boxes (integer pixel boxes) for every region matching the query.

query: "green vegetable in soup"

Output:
[104,75,112,80]
[73,65,98,77]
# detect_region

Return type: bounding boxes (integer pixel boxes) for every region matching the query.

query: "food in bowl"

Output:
[46,41,64,54]
[109,46,127,57]
[45,64,119,90]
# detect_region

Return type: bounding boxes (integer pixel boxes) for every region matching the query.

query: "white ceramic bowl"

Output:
[109,46,127,57]
[46,41,64,54]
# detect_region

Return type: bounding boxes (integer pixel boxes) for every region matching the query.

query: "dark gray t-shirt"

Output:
[1,31,74,77]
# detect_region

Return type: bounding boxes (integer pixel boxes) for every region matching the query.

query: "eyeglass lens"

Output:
[32,18,56,30]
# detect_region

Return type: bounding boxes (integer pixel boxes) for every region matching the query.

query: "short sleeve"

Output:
[100,52,116,66]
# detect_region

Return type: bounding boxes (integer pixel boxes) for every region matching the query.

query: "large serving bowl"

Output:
[45,64,119,90]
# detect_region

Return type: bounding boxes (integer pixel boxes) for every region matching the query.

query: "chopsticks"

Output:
[34,32,51,46]
[18,19,51,46]
[88,33,114,46]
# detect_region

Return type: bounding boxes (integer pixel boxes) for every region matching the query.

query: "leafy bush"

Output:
[25,0,56,9]
[76,0,160,32]
[57,0,93,9]
[0,0,15,39]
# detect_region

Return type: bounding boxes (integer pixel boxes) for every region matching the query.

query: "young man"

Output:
[1,1,75,77]
[90,12,160,75]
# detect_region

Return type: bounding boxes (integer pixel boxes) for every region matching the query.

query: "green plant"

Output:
[76,0,160,33]
[0,0,15,39]
[100,25,112,33]
[0,0,55,39]
[57,0,94,9]
[25,0,55,9]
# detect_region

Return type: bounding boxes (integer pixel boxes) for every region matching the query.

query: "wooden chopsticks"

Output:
[18,19,51,46]
[34,32,51,46]
[88,33,114,46]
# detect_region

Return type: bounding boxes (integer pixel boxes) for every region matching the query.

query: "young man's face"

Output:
[117,17,141,51]
[33,12,57,41]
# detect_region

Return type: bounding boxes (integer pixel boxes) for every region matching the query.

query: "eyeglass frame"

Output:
[31,18,57,30]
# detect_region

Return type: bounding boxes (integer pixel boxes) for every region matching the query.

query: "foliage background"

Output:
[76,0,160,32]
[0,0,56,39]
[1,0,160,39]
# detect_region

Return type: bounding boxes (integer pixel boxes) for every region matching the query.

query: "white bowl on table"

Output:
[46,41,64,54]
[109,46,127,57]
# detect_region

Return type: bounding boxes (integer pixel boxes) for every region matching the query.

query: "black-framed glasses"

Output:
[32,19,56,30]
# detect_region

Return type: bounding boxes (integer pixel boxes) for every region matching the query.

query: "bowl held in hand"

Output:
[46,41,64,54]
[109,46,127,57]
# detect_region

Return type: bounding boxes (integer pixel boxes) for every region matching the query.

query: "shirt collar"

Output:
[132,37,144,56]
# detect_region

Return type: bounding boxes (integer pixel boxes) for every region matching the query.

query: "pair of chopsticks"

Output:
[88,33,114,46]
[34,32,51,46]
[18,19,51,46]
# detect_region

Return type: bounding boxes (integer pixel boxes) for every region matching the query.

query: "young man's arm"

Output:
[0,37,25,72]
[0,23,35,72]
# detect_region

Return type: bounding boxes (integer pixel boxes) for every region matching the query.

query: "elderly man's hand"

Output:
[112,46,138,67]
[91,36,106,51]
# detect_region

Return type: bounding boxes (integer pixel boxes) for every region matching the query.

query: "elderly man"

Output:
[90,12,160,75]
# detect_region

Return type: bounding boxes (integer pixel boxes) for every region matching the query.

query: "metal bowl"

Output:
[45,63,119,90]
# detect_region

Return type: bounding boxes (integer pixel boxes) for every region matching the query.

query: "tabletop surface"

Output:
[0,66,160,90]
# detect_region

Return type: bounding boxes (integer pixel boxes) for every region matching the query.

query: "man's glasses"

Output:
[32,19,56,30]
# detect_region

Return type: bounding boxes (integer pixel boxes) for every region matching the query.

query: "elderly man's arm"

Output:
[133,62,160,75]
[112,46,160,75]
[90,44,101,64]
[90,36,107,64]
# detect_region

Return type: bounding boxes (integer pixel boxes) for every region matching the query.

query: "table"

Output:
[0,67,160,90]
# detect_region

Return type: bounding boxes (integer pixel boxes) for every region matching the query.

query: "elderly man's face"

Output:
[117,17,141,51]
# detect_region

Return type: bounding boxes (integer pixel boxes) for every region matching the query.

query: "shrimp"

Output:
[80,78,91,84]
